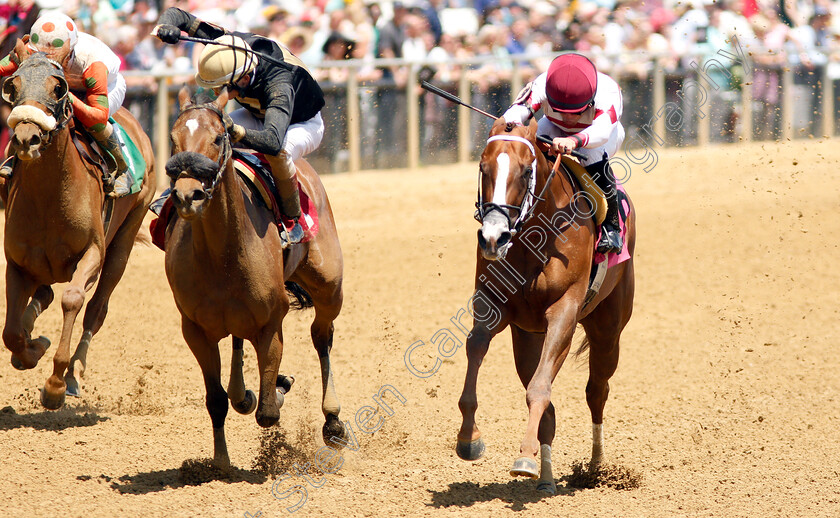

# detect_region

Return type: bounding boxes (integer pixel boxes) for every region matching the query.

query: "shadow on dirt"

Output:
[0,405,109,431]
[103,459,268,495]
[427,478,583,511]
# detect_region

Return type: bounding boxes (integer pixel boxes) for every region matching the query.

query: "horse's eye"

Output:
[214,134,224,146]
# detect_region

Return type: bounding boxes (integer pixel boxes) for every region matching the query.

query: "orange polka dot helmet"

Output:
[29,13,79,53]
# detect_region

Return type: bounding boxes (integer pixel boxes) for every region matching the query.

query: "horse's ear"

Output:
[52,76,68,100]
[1,77,18,104]
[178,86,191,109]
[214,88,229,109]
[12,38,32,65]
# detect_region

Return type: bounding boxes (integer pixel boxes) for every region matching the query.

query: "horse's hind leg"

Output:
[253,327,283,428]
[311,303,345,445]
[510,325,557,494]
[580,265,634,469]
[66,203,147,396]
[3,265,51,369]
[182,316,231,469]
[228,337,256,415]
[42,247,102,409]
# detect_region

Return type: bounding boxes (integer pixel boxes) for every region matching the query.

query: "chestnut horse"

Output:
[0,48,155,409]
[456,119,636,493]
[163,88,345,469]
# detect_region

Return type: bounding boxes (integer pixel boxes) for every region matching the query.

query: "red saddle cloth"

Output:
[150,157,319,251]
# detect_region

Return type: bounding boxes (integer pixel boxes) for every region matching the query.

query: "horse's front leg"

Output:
[456,321,501,461]
[3,265,52,369]
[42,247,101,409]
[510,298,578,478]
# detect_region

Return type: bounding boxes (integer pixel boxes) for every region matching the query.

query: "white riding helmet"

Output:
[195,34,259,88]
[29,13,79,53]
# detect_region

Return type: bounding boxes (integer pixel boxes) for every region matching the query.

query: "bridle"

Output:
[166,102,233,200]
[3,54,73,145]
[476,134,558,236]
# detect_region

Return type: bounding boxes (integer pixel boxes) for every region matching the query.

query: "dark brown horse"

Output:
[456,119,636,493]
[163,88,345,469]
[0,46,155,408]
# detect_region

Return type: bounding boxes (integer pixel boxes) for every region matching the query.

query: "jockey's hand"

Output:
[153,24,181,44]
[229,124,246,143]
[502,104,530,126]
[550,137,577,156]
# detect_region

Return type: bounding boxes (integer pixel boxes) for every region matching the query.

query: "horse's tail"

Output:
[285,282,314,310]
[573,335,591,360]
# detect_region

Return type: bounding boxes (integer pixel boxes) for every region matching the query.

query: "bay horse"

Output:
[163,88,345,469]
[456,118,636,494]
[0,46,156,409]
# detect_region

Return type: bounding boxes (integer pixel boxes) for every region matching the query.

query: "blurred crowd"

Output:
[2,0,839,164]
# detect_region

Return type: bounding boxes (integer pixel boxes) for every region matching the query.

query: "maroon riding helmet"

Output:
[545,53,598,113]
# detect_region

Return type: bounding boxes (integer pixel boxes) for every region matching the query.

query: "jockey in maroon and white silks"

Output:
[503,53,625,254]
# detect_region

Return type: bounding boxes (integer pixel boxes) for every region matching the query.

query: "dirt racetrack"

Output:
[1,139,839,517]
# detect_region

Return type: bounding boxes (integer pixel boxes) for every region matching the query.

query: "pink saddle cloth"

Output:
[593,182,632,268]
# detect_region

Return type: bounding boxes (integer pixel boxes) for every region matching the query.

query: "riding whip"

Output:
[420,80,587,160]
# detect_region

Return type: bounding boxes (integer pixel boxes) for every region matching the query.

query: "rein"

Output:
[166,103,233,199]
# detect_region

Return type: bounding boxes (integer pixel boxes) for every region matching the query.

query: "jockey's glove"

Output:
[154,24,181,44]
[229,124,246,143]
[503,104,531,126]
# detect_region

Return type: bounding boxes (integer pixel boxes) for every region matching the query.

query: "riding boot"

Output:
[265,151,305,244]
[90,123,130,197]
[585,159,623,254]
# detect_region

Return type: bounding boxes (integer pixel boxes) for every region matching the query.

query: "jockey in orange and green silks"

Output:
[0,13,130,193]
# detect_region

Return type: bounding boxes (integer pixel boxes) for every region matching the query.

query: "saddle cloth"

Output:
[108,118,146,197]
[149,152,319,252]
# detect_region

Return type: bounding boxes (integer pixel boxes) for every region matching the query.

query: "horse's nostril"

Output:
[192,189,206,202]
[497,231,512,247]
[477,229,487,249]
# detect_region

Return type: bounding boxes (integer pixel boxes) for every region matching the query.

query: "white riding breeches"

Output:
[537,116,625,166]
[229,109,324,161]
[108,74,126,118]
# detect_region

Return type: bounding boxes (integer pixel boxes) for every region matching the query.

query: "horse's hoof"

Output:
[510,456,539,478]
[10,355,26,371]
[275,389,285,409]
[536,480,557,494]
[231,390,257,415]
[65,376,81,398]
[40,388,65,410]
[455,437,485,461]
[322,414,345,445]
[276,374,295,394]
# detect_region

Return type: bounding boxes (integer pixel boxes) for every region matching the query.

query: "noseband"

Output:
[476,134,539,235]
[166,103,233,200]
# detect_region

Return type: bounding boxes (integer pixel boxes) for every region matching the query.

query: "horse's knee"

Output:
[525,382,551,409]
[61,287,85,314]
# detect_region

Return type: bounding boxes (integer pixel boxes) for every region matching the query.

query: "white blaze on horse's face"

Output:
[479,154,514,261]
[492,153,510,205]
[185,118,199,135]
